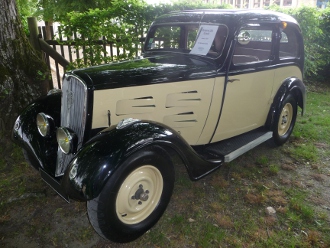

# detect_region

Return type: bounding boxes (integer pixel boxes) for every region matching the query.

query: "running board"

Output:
[197,128,273,163]
[223,131,272,162]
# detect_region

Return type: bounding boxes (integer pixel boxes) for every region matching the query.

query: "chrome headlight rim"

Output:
[47,88,62,95]
[36,112,54,137]
[56,127,78,155]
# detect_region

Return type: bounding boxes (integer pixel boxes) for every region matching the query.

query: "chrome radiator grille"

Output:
[55,75,88,177]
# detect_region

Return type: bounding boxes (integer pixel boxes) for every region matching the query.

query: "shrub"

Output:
[268,5,330,81]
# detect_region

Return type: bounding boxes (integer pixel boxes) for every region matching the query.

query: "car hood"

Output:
[71,54,217,90]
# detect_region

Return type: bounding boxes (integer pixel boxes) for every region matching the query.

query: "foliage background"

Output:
[267,5,330,80]
[17,0,330,81]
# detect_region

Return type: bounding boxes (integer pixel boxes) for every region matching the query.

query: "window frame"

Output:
[144,23,229,59]
[230,23,278,70]
[279,24,301,60]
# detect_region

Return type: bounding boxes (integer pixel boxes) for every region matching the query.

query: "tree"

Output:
[16,0,38,34]
[0,0,50,135]
[34,0,117,39]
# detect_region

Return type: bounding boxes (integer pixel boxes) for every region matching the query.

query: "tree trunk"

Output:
[0,0,50,135]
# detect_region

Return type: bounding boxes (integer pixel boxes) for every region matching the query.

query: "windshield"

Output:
[145,24,228,58]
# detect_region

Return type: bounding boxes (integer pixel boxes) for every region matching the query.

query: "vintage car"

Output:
[12,9,305,243]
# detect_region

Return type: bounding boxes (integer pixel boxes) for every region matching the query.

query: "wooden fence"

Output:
[28,17,144,89]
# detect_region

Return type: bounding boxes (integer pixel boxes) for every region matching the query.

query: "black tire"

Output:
[87,146,175,243]
[272,93,297,146]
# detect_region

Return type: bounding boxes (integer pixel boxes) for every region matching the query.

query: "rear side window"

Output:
[233,28,273,65]
[279,26,300,59]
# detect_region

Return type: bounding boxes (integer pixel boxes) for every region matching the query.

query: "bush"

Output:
[268,5,330,81]
[60,1,150,66]
[318,7,330,79]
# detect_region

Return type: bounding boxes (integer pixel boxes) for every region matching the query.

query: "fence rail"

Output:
[28,17,144,89]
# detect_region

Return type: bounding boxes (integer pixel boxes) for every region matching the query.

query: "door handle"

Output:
[228,78,240,83]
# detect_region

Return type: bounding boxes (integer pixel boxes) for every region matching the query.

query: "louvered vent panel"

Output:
[116,96,155,115]
[165,91,201,108]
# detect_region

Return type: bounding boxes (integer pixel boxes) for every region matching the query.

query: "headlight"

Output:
[56,127,78,154]
[36,113,54,137]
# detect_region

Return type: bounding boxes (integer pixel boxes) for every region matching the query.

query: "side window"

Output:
[148,26,180,49]
[187,27,199,50]
[189,25,228,57]
[279,26,299,59]
[233,28,273,65]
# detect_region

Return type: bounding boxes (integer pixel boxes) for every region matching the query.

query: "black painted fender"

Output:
[61,120,221,201]
[12,91,62,174]
[266,77,306,130]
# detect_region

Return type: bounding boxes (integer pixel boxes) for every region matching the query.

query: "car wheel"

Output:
[87,147,175,243]
[273,93,297,146]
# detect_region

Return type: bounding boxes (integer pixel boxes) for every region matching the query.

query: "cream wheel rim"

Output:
[116,165,163,224]
[278,102,293,136]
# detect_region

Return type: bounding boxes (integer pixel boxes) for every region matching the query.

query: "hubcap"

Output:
[278,102,293,136]
[116,165,163,224]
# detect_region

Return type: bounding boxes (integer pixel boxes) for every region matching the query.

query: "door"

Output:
[212,25,277,142]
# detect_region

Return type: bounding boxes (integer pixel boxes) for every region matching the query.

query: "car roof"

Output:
[153,9,299,26]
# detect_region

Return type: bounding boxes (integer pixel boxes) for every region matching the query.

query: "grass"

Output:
[1,82,330,247]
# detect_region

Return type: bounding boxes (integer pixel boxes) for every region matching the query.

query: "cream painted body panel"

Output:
[197,76,225,144]
[92,79,215,145]
[212,65,302,142]
[92,66,301,145]
[212,69,275,142]
[272,65,303,97]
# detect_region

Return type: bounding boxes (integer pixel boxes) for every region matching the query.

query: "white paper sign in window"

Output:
[190,25,218,55]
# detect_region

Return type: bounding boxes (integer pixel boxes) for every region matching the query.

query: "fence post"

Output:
[27,17,54,91]
[27,17,41,54]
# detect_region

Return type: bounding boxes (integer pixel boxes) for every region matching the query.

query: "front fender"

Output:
[12,92,61,174]
[61,120,221,201]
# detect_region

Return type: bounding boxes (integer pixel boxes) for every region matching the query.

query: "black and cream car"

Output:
[12,9,305,243]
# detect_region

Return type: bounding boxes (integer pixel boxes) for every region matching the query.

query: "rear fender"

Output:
[61,120,221,201]
[266,77,306,129]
